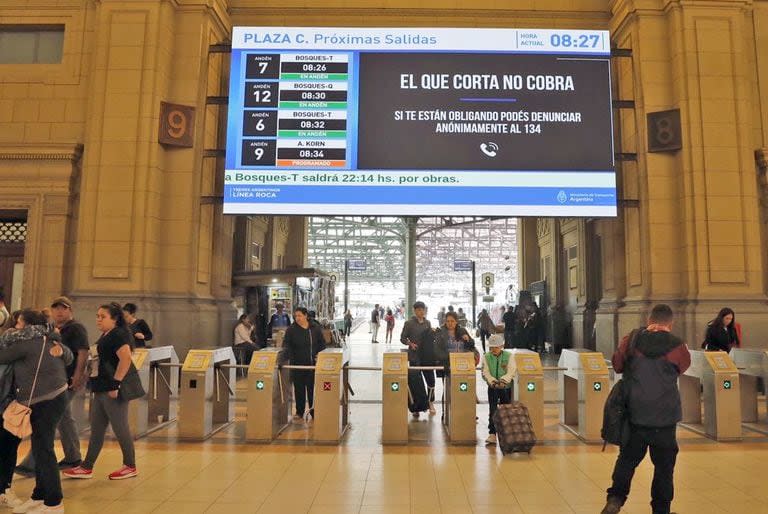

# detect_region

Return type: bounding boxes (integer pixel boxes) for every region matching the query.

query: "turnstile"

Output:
[510,350,544,439]
[178,347,236,440]
[381,352,408,444]
[245,348,291,442]
[444,352,477,445]
[558,349,610,443]
[730,348,768,432]
[313,348,350,443]
[128,345,179,438]
[680,350,741,441]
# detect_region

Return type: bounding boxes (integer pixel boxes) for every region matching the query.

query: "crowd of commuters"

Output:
[0,284,743,514]
[0,296,151,513]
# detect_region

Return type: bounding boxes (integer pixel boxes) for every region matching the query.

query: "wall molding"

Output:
[0,144,83,162]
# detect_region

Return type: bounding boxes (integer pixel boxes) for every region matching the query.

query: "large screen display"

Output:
[225,27,616,216]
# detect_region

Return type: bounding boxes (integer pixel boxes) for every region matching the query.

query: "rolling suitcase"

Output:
[407,369,429,413]
[492,401,536,454]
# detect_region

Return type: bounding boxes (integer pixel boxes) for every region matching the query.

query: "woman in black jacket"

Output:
[703,307,740,352]
[283,307,325,423]
[0,309,72,513]
[122,303,153,348]
[433,312,477,378]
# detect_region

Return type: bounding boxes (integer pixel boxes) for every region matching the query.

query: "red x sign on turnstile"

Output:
[323,381,332,391]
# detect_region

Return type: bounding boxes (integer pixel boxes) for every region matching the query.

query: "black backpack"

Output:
[601,329,642,450]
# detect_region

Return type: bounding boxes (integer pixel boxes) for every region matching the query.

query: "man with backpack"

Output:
[602,304,691,514]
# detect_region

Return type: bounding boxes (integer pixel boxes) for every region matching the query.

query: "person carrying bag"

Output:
[2,338,46,438]
[64,303,141,482]
[0,310,73,514]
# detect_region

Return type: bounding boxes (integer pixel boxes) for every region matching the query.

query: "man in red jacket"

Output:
[602,304,691,514]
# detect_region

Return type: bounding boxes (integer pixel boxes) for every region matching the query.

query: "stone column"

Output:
[610,0,768,346]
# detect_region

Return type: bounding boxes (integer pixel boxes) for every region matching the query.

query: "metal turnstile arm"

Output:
[152,366,174,401]
[216,368,235,398]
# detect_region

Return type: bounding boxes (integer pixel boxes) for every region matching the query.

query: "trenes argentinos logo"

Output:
[557,190,568,204]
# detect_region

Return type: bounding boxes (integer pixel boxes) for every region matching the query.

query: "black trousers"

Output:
[479,330,491,352]
[30,392,68,506]
[292,370,315,416]
[607,425,678,514]
[0,426,21,491]
[487,387,511,433]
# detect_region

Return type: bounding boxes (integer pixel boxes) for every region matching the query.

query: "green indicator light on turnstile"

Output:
[593,382,602,392]
[459,382,469,392]
[723,380,732,390]
[527,382,536,392]
[256,380,265,390]
[391,382,400,392]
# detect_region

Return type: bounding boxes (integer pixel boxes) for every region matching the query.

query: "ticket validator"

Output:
[381,351,408,444]
[245,348,291,442]
[680,350,741,441]
[510,349,544,439]
[313,348,350,444]
[444,352,477,445]
[559,349,610,443]
[128,345,179,438]
[178,347,236,440]
[730,348,768,433]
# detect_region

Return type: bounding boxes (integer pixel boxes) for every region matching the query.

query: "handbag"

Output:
[2,337,47,438]
[117,364,145,401]
[103,359,145,401]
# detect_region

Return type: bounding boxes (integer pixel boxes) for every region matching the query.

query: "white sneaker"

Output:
[12,499,42,514]
[412,411,420,419]
[428,402,436,415]
[485,434,497,445]
[28,504,64,514]
[1,489,23,509]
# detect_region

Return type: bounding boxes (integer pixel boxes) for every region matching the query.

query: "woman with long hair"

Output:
[703,307,741,352]
[64,303,138,481]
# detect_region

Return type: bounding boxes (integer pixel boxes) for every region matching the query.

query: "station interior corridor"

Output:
[8,321,768,514]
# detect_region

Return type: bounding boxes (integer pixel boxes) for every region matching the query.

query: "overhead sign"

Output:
[481,272,494,288]
[454,259,473,272]
[224,27,616,217]
[347,259,366,271]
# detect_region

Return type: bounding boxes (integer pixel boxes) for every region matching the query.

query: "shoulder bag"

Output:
[103,359,145,401]
[3,337,47,438]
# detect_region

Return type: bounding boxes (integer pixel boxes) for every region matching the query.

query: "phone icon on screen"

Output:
[480,142,499,157]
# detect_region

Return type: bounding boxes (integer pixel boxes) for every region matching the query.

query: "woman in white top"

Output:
[233,314,259,367]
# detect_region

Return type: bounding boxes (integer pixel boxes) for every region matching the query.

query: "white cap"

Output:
[488,334,504,348]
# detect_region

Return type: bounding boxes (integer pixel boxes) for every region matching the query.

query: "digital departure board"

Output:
[225,27,616,217]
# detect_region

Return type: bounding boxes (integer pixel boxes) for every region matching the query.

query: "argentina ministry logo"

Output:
[557,190,568,204]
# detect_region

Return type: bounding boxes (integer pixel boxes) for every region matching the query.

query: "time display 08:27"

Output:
[550,33,601,48]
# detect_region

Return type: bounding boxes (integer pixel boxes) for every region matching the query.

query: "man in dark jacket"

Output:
[283,307,325,423]
[602,304,691,514]
[399,301,435,413]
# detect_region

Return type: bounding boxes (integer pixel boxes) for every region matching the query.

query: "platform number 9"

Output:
[252,148,264,160]
[166,110,187,139]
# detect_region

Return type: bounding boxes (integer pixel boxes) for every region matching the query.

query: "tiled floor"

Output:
[10,321,768,513]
